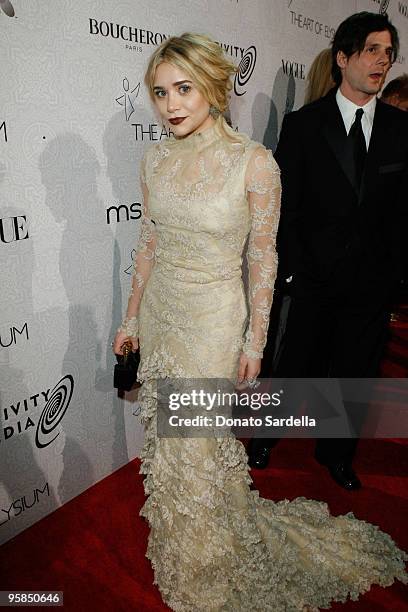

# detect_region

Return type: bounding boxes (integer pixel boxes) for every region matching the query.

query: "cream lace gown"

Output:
[121,119,407,611]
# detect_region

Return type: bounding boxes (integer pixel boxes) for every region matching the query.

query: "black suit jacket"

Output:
[275,88,408,297]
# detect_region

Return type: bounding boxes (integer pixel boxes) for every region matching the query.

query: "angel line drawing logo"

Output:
[0,0,15,17]
[116,78,140,121]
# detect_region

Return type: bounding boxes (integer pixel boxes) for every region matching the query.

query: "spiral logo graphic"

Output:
[234,46,257,97]
[379,0,391,14]
[36,375,74,449]
[0,1,15,17]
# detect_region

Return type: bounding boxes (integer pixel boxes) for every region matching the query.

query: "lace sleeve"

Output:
[243,147,281,359]
[119,154,157,337]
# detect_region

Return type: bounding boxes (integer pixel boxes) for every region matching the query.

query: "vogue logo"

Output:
[0,484,50,527]
[1,374,74,449]
[0,322,29,348]
[282,59,305,80]
[107,203,141,224]
[0,216,29,244]
[89,18,168,46]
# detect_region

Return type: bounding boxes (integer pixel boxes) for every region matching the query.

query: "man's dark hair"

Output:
[382,73,408,102]
[331,12,399,86]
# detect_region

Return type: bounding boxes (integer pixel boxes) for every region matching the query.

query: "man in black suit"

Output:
[248,12,408,489]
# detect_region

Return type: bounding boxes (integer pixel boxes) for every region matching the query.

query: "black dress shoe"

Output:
[247,444,271,469]
[315,456,361,490]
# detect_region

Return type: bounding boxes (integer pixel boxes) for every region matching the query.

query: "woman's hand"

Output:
[112,330,139,355]
[237,352,261,387]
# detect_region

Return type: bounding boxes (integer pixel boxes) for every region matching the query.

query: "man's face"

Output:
[337,30,394,101]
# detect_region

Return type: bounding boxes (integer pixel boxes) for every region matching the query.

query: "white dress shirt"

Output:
[336,88,377,149]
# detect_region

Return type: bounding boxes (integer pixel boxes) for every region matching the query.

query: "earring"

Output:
[209,105,221,119]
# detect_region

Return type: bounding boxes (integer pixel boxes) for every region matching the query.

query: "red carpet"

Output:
[1,437,407,611]
[1,312,407,611]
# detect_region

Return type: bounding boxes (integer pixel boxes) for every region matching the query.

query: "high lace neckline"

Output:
[173,118,223,148]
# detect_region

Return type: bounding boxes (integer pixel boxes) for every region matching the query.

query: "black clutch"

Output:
[114,339,140,391]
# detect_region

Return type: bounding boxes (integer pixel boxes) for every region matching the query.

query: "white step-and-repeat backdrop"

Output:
[1,0,406,544]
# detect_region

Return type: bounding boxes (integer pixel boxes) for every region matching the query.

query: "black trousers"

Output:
[265,288,390,465]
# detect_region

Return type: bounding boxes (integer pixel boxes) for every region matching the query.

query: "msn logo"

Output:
[106,202,142,224]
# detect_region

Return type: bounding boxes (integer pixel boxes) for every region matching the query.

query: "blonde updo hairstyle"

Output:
[145,33,239,140]
[304,48,335,105]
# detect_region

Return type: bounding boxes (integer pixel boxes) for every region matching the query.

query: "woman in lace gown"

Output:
[113,34,407,611]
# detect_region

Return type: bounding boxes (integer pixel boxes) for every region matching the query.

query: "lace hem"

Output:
[135,353,408,612]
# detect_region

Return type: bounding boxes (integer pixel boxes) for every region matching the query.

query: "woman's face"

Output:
[152,62,215,137]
